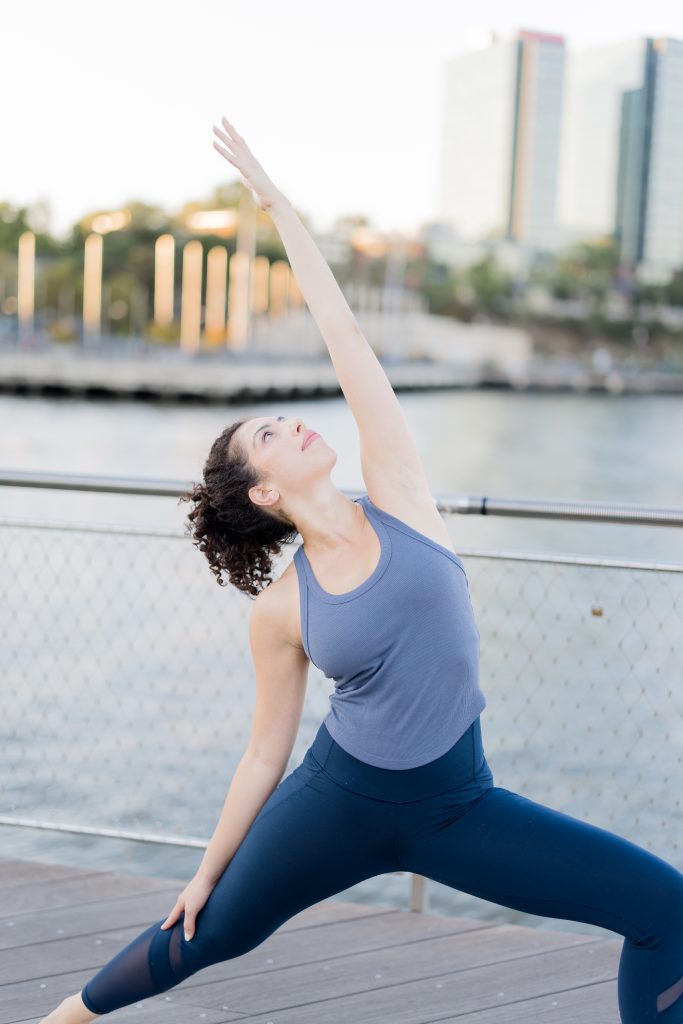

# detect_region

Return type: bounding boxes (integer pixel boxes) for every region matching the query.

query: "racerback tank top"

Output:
[293,493,487,769]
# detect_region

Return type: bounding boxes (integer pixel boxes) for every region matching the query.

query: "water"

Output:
[1,389,682,938]
[2,389,682,558]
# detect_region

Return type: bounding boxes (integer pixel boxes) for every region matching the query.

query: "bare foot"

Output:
[40,991,101,1023]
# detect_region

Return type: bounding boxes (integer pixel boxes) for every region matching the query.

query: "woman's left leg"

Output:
[78,747,400,1016]
[400,784,683,1024]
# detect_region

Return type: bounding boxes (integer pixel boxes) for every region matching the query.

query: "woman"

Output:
[42,117,683,1024]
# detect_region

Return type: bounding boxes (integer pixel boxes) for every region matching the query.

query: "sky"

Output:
[4,0,683,240]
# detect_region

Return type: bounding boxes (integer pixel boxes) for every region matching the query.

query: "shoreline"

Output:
[1,345,681,401]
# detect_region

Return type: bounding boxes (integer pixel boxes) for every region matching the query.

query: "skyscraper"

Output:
[555,39,644,247]
[619,37,683,277]
[557,36,683,278]
[438,29,566,253]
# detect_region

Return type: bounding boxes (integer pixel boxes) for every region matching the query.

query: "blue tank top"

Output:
[293,493,486,769]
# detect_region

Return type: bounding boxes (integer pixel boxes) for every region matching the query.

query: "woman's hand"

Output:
[212,116,285,213]
[159,873,216,942]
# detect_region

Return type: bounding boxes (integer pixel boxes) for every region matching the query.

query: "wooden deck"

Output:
[1,856,625,1023]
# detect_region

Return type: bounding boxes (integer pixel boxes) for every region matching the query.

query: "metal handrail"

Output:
[442,493,683,527]
[1,468,682,527]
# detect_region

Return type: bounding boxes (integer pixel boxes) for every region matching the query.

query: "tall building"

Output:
[557,36,683,278]
[620,37,683,277]
[438,29,566,253]
[556,39,644,247]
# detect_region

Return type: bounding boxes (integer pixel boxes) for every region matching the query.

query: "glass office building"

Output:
[438,29,566,253]
[557,36,683,277]
[636,38,683,277]
[556,38,645,246]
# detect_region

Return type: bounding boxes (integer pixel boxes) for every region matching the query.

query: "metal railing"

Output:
[1,471,682,912]
[3,468,683,526]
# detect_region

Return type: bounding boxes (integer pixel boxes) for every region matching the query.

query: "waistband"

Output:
[307,715,490,803]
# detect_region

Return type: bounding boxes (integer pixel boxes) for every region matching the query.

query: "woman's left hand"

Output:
[212,116,284,213]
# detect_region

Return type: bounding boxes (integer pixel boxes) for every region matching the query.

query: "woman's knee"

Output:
[634,857,683,943]
[656,865,683,934]
[184,904,269,966]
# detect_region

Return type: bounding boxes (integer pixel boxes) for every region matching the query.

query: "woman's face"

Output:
[237,413,337,506]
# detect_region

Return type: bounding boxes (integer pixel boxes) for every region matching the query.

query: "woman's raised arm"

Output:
[212,116,432,500]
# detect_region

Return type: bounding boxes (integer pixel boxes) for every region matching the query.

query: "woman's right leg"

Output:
[401,782,683,1024]
[77,749,399,1016]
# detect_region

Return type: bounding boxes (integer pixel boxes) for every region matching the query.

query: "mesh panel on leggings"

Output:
[657,970,683,1013]
[82,918,194,1015]
[168,920,185,977]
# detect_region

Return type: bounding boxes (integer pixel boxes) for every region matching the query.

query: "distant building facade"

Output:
[557,36,683,279]
[438,29,566,254]
[437,30,683,280]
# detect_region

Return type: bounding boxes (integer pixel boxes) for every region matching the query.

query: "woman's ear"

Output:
[248,485,281,510]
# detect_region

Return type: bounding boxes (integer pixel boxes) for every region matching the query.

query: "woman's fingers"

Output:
[216,119,253,160]
[210,118,275,211]
[160,901,181,930]
[213,139,238,165]
[212,126,245,166]
[221,116,242,142]
[213,124,234,148]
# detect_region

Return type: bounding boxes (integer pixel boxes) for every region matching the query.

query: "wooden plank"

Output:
[0,859,90,887]
[207,936,621,1024]
[0,887,181,949]
[0,869,184,915]
[436,978,621,1023]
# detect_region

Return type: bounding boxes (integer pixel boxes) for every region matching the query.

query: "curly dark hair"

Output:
[178,418,300,599]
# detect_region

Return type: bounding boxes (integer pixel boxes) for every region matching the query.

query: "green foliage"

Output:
[529,236,620,301]
[634,267,683,306]
[147,320,180,344]
[465,254,513,311]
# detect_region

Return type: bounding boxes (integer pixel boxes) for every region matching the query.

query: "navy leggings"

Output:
[81,716,683,1022]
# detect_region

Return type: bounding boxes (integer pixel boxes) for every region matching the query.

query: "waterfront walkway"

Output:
[1,855,625,1023]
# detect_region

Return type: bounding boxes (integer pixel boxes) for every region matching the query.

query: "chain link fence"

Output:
[1,487,682,907]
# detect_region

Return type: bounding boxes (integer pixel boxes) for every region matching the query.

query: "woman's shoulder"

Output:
[362,486,458,556]
[258,558,305,652]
